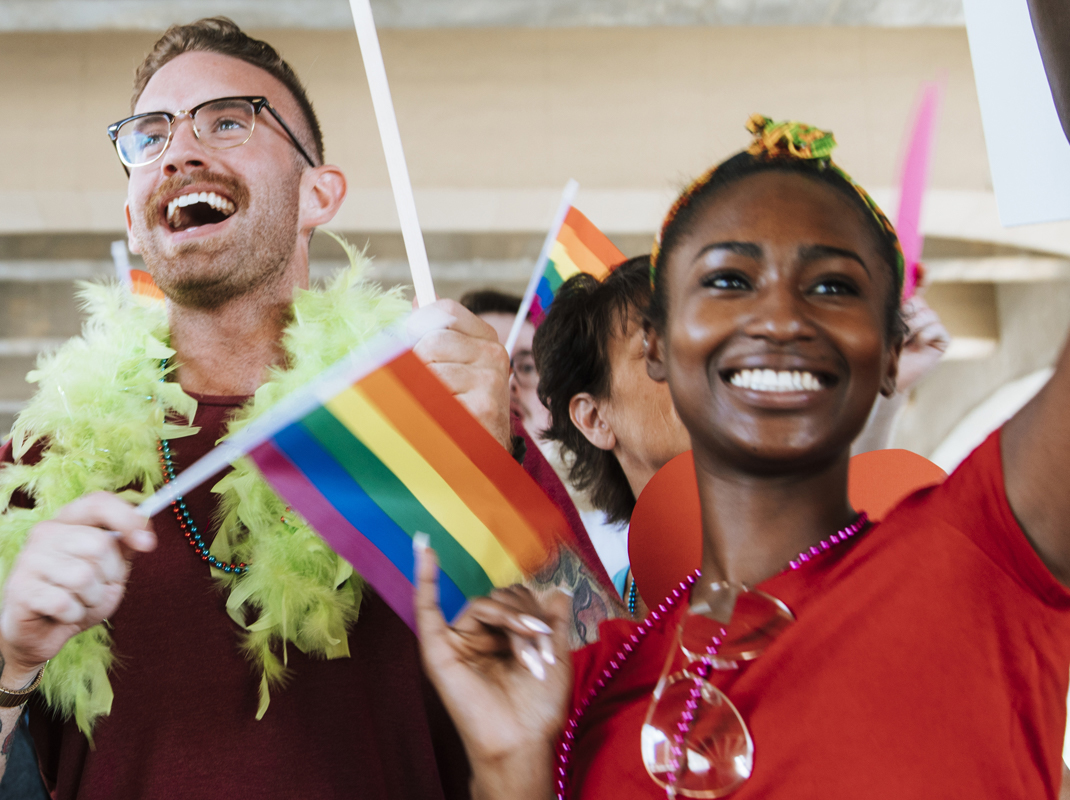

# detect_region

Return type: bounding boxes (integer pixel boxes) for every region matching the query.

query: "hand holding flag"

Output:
[413,536,574,760]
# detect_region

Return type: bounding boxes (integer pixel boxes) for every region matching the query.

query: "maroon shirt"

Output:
[3,393,470,799]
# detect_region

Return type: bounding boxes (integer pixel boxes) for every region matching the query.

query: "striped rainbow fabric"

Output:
[246,347,569,629]
[532,206,625,317]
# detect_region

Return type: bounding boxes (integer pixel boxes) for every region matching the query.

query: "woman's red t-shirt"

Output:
[568,430,1070,799]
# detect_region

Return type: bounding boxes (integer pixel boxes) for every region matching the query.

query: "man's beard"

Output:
[133,169,301,310]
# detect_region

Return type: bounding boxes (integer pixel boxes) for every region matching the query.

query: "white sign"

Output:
[964,0,1070,226]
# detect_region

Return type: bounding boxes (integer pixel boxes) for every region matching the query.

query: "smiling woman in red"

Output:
[414,116,1070,800]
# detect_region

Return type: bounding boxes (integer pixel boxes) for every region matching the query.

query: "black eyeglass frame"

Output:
[106,95,317,176]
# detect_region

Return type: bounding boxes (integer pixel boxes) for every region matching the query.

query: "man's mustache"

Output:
[142,170,250,230]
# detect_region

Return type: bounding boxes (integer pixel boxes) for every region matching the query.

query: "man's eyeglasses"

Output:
[106,96,316,174]
[511,354,538,390]
[641,583,794,797]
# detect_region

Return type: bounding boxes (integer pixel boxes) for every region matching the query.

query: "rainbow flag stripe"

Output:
[533,207,625,313]
[247,349,568,629]
[130,269,165,303]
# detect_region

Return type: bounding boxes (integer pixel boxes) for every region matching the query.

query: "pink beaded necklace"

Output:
[554,511,870,799]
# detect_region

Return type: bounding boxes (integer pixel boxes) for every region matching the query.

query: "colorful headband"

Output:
[652,114,905,290]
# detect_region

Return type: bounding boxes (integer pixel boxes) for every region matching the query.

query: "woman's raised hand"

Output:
[414,536,572,800]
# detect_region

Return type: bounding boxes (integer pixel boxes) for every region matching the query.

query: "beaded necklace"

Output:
[155,357,248,575]
[158,438,248,575]
[664,621,727,793]
[627,570,639,616]
[554,511,869,799]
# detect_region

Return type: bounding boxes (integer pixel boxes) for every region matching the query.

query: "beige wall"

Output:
[2,23,1070,457]
[0,26,996,234]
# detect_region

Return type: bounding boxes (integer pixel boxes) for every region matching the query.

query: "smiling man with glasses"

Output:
[0,16,510,799]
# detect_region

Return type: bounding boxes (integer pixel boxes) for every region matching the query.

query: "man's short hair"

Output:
[459,289,522,317]
[131,16,323,164]
[533,256,652,525]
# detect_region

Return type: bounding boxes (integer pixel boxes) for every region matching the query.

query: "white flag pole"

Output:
[111,240,132,287]
[504,179,579,356]
[348,0,436,307]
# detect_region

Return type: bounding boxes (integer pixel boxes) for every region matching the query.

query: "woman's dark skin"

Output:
[645,172,899,605]
[416,169,1070,799]
[1018,5,1070,794]
[1028,0,1070,146]
[1013,0,1070,590]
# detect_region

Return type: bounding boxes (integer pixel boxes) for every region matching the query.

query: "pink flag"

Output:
[896,81,945,300]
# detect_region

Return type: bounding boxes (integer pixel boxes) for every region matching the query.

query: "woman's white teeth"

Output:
[729,369,824,392]
[165,191,236,226]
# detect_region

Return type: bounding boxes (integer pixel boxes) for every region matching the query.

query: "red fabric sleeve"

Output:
[917,429,1070,608]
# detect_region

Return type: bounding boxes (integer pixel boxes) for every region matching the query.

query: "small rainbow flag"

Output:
[112,240,165,304]
[532,206,625,316]
[137,328,570,629]
[130,269,165,303]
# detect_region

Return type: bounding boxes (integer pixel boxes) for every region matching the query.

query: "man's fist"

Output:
[0,492,155,685]
[410,299,513,452]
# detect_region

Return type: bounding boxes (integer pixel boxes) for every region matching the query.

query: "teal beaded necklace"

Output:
[157,358,247,575]
[627,569,638,616]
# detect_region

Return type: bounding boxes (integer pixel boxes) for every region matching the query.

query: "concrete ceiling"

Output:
[0,0,965,31]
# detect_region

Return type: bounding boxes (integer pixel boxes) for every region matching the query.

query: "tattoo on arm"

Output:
[0,654,30,765]
[529,547,626,649]
[2,723,19,758]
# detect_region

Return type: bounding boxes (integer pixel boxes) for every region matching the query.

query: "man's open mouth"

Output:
[164,191,237,232]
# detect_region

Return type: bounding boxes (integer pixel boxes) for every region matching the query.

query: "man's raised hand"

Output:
[0,492,155,686]
[410,299,513,452]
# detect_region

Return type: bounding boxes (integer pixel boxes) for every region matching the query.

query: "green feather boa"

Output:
[0,235,407,736]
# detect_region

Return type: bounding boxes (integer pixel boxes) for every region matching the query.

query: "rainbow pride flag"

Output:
[532,206,625,316]
[112,238,165,304]
[138,328,570,629]
[130,269,165,303]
